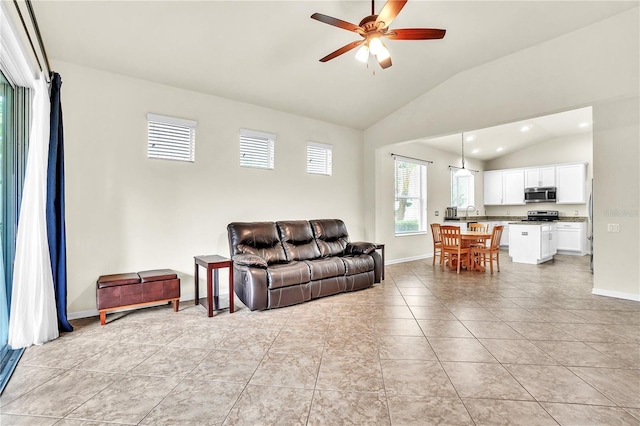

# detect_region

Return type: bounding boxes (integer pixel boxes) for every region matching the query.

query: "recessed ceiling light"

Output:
[520,125,531,132]
[465,135,476,142]
[578,122,590,128]
[496,147,504,152]
[472,149,480,154]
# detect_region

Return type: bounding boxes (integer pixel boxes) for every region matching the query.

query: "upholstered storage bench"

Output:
[96,269,180,325]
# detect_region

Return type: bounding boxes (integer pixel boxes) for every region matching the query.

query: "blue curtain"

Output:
[46,73,72,333]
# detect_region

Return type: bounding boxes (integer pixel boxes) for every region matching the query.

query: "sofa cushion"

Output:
[304,257,346,280]
[266,261,311,289]
[341,255,375,276]
[310,219,350,257]
[347,242,377,255]
[277,220,321,261]
[232,254,269,268]
[227,222,287,264]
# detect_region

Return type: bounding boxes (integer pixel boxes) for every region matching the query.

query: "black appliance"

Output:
[524,186,557,203]
[523,210,559,222]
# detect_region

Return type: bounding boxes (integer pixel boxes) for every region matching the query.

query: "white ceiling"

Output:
[33,1,635,133]
[417,106,593,161]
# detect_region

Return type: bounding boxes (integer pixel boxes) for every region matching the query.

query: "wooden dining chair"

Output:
[430,223,443,265]
[440,226,471,274]
[474,225,504,274]
[468,223,489,248]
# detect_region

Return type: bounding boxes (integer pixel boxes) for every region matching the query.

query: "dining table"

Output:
[450,230,493,272]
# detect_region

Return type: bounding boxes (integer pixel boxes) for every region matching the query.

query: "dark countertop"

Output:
[509,221,556,225]
[444,216,588,223]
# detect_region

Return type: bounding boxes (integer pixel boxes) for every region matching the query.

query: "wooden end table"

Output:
[194,254,234,316]
[375,243,385,280]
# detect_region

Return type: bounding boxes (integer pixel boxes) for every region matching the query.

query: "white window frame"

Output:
[147,113,196,162]
[394,157,428,236]
[239,128,276,170]
[307,142,332,176]
[450,169,476,209]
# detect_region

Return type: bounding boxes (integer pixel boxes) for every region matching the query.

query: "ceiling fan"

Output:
[311,0,446,69]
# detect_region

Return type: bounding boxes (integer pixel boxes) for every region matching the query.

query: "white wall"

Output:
[363,8,639,299]
[484,132,593,218]
[56,60,366,316]
[592,96,639,300]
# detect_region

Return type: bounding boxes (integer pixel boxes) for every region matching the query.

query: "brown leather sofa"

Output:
[227,219,382,311]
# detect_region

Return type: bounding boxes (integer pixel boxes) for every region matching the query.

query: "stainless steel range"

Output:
[523,210,559,222]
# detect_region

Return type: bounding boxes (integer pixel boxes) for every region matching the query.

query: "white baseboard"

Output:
[386,253,431,265]
[591,288,640,302]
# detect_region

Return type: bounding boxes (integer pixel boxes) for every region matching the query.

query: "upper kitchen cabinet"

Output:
[556,162,587,204]
[483,171,503,205]
[525,167,555,188]
[503,169,525,204]
[483,169,525,205]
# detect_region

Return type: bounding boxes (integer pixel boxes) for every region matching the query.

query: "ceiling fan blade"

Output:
[378,56,393,69]
[319,40,364,62]
[375,0,408,29]
[311,13,361,33]
[386,28,446,40]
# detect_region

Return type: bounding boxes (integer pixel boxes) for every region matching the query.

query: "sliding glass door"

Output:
[0,70,30,393]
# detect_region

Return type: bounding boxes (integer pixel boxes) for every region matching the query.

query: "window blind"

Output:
[147,113,196,162]
[240,128,275,169]
[394,158,427,234]
[307,142,332,175]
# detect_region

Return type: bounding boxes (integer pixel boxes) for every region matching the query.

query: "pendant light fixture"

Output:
[454,132,473,177]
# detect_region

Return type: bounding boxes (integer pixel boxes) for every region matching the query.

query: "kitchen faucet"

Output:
[465,205,476,220]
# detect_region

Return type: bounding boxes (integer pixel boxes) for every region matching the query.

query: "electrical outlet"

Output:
[507,210,510,215]
[435,211,439,216]
[607,224,620,232]
[574,210,579,215]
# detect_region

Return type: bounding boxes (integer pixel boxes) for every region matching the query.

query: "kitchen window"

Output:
[394,157,427,235]
[451,170,475,209]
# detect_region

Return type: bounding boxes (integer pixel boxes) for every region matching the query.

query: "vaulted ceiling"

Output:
[33,1,636,135]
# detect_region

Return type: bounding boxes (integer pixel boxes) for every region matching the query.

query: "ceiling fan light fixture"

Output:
[376,43,391,61]
[368,36,383,55]
[355,44,370,62]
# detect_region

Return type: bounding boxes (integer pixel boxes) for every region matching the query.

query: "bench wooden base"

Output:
[99,298,180,325]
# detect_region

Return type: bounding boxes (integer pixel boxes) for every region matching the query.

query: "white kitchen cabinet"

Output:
[509,223,556,264]
[525,167,555,188]
[556,163,587,204]
[499,221,510,247]
[503,169,525,205]
[555,221,587,254]
[483,169,524,205]
[483,171,503,205]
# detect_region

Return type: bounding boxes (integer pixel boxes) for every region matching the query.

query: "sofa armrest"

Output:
[232,254,268,269]
[346,242,377,255]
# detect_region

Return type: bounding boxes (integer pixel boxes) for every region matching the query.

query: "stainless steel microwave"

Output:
[524,186,557,203]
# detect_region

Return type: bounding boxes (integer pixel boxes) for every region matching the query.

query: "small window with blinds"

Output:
[239,128,275,169]
[147,113,196,162]
[307,142,332,176]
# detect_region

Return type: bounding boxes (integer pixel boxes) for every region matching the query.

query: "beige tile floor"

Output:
[1,253,639,425]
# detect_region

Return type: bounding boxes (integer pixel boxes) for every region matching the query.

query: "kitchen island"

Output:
[508,222,557,264]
